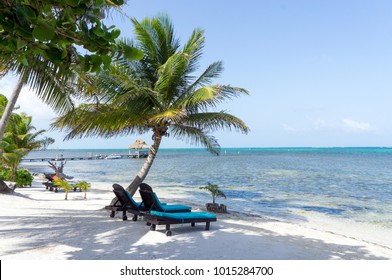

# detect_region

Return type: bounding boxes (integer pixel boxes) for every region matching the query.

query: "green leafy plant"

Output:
[0,94,46,184]
[14,168,33,187]
[0,0,139,73]
[0,0,143,142]
[0,165,10,181]
[200,183,226,205]
[53,179,72,200]
[74,181,91,199]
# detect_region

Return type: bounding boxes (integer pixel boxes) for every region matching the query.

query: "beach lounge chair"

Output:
[139,183,192,213]
[105,184,144,221]
[143,210,217,236]
[42,173,56,191]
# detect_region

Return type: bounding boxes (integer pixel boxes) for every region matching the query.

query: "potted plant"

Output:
[74,181,91,199]
[200,182,227,213]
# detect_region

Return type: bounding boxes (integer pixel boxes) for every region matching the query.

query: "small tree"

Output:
[41,137,55,150]
[53,179,72,200]
[74,181,90,199]
[15,168,33,187]
[200,183,226,205]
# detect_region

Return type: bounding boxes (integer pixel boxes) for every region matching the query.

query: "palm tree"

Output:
[53,179,72,200]
[74,181,91,199]
[40,137,55,150]
[52,14,250,195]
[200,183,226,205]
[0,98,45,181]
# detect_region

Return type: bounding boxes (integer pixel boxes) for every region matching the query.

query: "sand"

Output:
[1,178,392,260]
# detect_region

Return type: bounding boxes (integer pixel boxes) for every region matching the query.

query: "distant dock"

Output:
[21,153,148,162]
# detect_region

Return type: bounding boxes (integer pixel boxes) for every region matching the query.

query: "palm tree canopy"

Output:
[52,14,250,155]
[200,183,227,199]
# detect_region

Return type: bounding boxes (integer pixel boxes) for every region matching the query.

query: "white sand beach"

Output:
[1,178,392,260]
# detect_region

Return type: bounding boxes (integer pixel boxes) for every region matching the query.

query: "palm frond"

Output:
[182,111,250,134]
[149,108,186,125]
[170,124,220,155]
[155,52,189,106]
[6,55,77,114]
[132,14,180,68]
[182,28,205,74]
[51,104,151,140]
[179,85,249,111]
[185,61,224,94]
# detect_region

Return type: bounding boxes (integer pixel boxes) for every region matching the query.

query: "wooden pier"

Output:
[21,153,148,162]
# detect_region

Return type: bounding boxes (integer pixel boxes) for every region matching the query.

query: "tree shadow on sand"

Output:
[0,209,389,260]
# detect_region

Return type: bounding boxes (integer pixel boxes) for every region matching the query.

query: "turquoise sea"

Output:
[22,147,392,229]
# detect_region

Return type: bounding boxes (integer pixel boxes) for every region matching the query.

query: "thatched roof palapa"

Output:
[128,139,151,150]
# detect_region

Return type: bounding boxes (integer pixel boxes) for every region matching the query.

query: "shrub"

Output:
[0,166,11,181]
[15,169,34,187]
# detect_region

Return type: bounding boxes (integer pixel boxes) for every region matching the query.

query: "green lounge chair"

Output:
[143,210,217,236]
[139,183,192,212]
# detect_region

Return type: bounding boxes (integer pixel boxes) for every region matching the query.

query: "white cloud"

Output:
[310,118,335,130]
[342,118,373,132]
[282,124,297,132]
[282,117,374,135]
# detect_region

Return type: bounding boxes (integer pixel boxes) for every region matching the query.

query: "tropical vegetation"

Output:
[0,166,34,187]
[40,136,55,150]
[0,0,142,140]
[53,179,72,200]
[52,14,250,196]
[0,94,45,185]
[200,182,227,205]
[74,181,91,199]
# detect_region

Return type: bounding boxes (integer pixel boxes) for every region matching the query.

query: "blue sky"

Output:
[1,0,392,149]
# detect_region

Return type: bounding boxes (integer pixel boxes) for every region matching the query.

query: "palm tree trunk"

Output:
[126,133,163,196]
[0,180,13,193]
[10,165,17,182]
[0,72,27,140]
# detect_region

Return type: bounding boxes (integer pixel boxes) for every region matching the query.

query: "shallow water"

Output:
[22,147,392,230]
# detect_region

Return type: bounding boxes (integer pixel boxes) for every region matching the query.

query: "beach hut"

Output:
[128,139,150,158]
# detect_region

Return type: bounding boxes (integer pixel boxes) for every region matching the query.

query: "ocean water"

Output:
[22,147,392,230]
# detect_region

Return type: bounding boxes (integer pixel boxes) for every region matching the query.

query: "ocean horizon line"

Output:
[40,146,392,151]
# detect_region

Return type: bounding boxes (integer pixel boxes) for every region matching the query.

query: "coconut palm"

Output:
[74,181,91,199]
[0,98,45,181]
[53,179,72,200]
[52,14,250,195]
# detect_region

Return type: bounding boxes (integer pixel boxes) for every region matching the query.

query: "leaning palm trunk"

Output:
[0,72,27,140]
[126,133,162,196]
[0,181,13,193]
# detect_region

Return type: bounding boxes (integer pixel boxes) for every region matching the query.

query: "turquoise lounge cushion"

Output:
[150,210,216,220]
[161,204,192,212]
[125,190,142,208]
[152,192,192,212]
